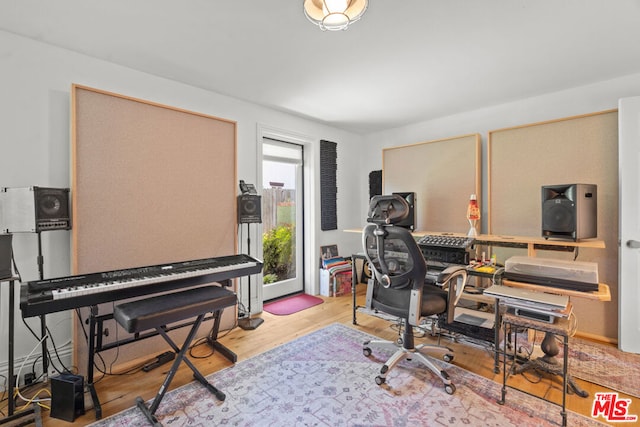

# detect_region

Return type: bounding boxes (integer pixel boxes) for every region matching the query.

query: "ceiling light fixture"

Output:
[303,0,368,31]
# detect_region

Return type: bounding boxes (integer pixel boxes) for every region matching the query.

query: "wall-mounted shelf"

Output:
[411,231,605,257]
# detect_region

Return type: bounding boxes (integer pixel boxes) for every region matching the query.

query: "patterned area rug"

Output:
[509,332,640,398]
[89,323,604,426]
[569,338,640,398]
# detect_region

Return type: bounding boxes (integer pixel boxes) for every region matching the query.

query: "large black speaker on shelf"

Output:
[392,192,415,231]
[237,194,262,224]
[0,186,70,232]
[541,184,597,241]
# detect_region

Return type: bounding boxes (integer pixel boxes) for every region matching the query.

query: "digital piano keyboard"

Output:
[20,254,262,317]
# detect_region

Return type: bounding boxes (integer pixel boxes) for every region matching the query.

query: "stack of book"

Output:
[319,257,352,297]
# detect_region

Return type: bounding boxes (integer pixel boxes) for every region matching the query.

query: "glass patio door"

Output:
[261,139,304,301]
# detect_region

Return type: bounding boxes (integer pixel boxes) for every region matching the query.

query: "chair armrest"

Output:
[436,266,468,324]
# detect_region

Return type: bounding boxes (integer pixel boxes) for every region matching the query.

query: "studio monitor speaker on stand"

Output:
[0,186,71,383]
[369,170,382,200]
[392,192,416,231]
[0,186,70,233]
[237,182,263,330]
[237,194,262,224]
[541,184,597,241]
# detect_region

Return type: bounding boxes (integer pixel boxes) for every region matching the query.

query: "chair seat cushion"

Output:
[421,285,447,316]
[114,286,237,333]
[372,284,447,318]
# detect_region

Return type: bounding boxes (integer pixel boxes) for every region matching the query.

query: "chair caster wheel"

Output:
[375,376,386,385]
[443,353,454,363]
[444,383,456,395]
[363,347,372,357]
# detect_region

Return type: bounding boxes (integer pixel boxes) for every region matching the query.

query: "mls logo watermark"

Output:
[592,392,638,422]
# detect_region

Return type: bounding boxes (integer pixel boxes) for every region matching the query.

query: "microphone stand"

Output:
[238,222,263,330]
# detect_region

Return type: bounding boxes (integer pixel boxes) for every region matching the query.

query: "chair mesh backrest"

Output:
[363,195,426,290]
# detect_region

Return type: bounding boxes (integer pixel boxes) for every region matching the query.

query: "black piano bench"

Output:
[113,286,237,426]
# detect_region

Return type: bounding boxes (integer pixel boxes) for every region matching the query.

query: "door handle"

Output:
[627,240,640,248]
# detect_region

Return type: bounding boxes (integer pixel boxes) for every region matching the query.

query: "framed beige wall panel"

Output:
[488,110,618,340]
[71,84,237,373]
[383,134,481,233]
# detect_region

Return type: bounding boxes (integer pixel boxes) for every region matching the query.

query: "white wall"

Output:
[4,26,640,380]
[358,73,640,223]
[0,30,363,381]
[358,72,640,341]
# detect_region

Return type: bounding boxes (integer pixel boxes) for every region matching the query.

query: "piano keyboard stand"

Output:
[112,286,237,425]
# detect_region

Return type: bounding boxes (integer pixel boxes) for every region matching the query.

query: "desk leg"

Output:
[498,320,511,405]
[493,302,500,373]
[561,335,568,426]
[351,255,358,325]
[513,331,588,398]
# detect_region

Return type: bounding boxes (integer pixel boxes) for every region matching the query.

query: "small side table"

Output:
[498,312,571,427]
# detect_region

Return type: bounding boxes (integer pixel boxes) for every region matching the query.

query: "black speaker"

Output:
[542,184,597,241]
[392,192,416,231]
[237,194,262,224]
[0,234,12,280]
[0,186,70,232]
[369,170,382,200]
[34,187,71,231]
[50,373,85,422]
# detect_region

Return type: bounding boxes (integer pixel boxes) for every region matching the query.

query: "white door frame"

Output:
[261,141,304,300]
[254,124,317,312]
[618,96,640,353]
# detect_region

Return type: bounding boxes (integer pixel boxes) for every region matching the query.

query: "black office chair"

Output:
[361,194,467,394]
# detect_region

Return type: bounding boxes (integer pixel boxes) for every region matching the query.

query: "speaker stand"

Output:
[238,222,263,330]
[36,232,49,380]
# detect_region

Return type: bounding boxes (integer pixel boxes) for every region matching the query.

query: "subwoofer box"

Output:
[50,373,85,422]
[541,184,596,241]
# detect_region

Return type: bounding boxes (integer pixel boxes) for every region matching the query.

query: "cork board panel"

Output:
[71,84,237,374]
[488,110,618,340]
[382,134,481,233]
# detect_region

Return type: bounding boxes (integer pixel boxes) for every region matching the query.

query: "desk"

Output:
[500,279,611,399]
[345,229,606,256]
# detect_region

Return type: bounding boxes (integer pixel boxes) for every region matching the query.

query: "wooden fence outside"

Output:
[262,187,296,232]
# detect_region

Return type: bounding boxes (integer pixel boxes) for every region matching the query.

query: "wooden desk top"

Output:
[502,279,611,302]
[344,229,605,250]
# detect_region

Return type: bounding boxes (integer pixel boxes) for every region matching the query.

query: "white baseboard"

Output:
[0,342,73,391]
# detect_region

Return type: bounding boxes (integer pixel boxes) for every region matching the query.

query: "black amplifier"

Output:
[439,318,495,343]
[417,234,473,266]
[438,307,496,343]
[420,246,469,266]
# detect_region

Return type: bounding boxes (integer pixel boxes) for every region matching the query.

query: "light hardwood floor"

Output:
[8,288,637,426]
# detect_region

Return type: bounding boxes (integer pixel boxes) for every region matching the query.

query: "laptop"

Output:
[483,284,569,311]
